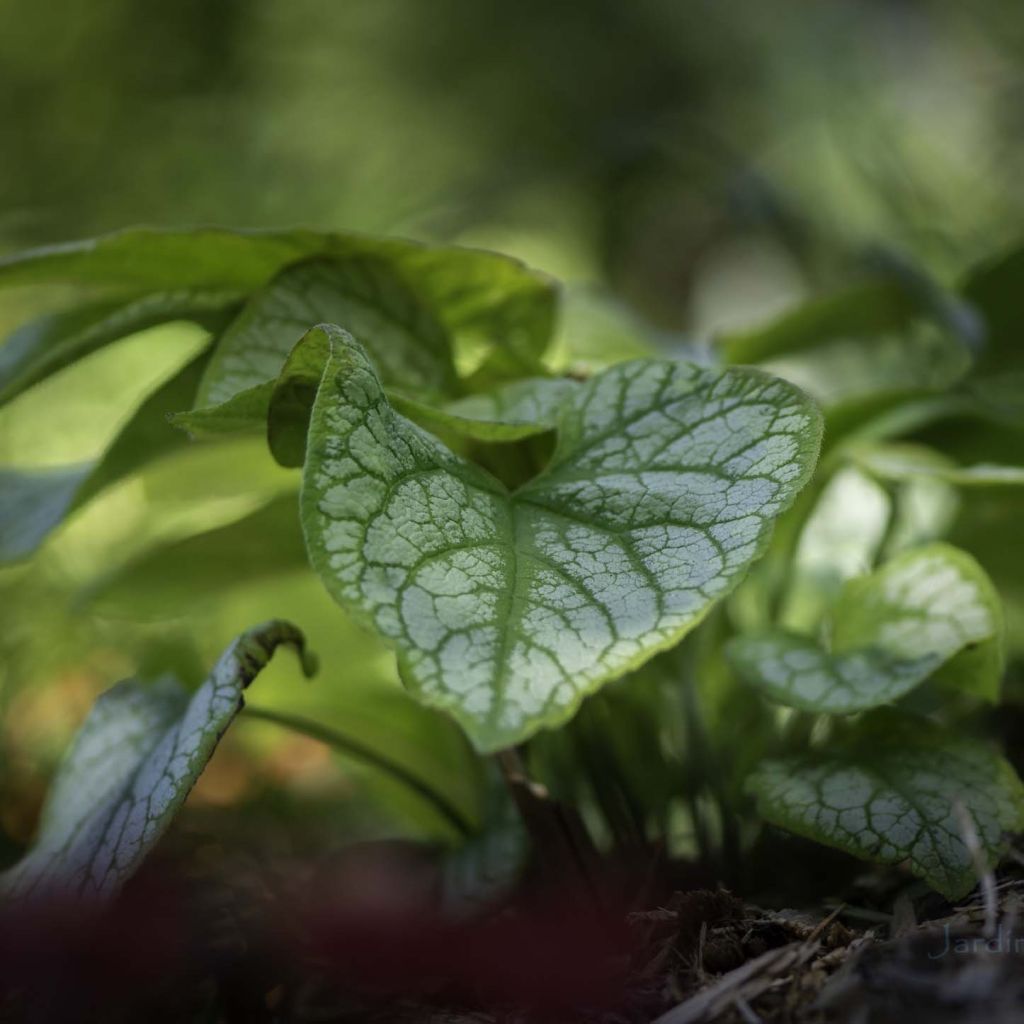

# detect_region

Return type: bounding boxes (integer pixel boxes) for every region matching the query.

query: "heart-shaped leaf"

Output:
[728,544,1003,713]
[301,326,821,751]
[749,711,1024,899]
[0,621,313,906]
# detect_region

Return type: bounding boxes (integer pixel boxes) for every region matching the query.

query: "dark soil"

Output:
[4,820,1024,1024]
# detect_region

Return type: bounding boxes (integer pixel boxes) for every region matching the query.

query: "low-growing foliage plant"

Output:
[2,227,1024,908]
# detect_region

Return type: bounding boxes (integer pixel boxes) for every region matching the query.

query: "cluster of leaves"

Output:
[2,228,1024,908]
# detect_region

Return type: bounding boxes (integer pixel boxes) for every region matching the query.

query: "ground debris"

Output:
[8,825,1024,1024]
[630,893,865,1024]
[815,880,1024,1024]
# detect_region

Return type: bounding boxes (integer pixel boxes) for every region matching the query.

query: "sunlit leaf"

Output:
[749,711,1024,899]
[82,494,306,616]
[301,326,821,751]
[0,289,237,408]
[0,227,557,388]
[0,228,322,292]
[0,350,210,563]
[170,381,275,440]
[548,286,659,373]
[0,621,314,905]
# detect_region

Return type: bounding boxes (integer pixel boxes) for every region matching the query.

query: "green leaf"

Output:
[196,257,457,409]
[0,289,238,408]
[851,442,1024,487]
[720,272,974,440]
[81,493,306,616]
[758,325,969,414]
[719,278,918,365]
[748,712,1024,899]
[728,544,1004,713]
[391,377,579,444]
[720,265,978,365]
[0,350,210,563]
[0,227,556,391]
[0,228,323,292]
[267,328,577,467]
[0,621,314,905]
[550,286,658,373]
[301,326,821,751]
[779,466,891,631]
[170,381,276,440]
[175,361,574,463]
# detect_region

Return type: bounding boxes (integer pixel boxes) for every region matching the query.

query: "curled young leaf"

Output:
[749,711,1024,899]
[728,544,1004,713]
[300,326,821,751]
[0,621,314,906]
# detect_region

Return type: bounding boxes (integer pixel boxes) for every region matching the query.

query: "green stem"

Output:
[243,705,473,838]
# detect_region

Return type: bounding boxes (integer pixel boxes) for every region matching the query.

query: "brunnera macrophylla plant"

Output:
[1,227,1023,907]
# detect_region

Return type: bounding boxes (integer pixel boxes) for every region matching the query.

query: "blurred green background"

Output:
[3,0,1024,852]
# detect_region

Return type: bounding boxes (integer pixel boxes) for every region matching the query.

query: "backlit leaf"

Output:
[0,289,238,408]
[1,228,557,411]
[0,350,210,563]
